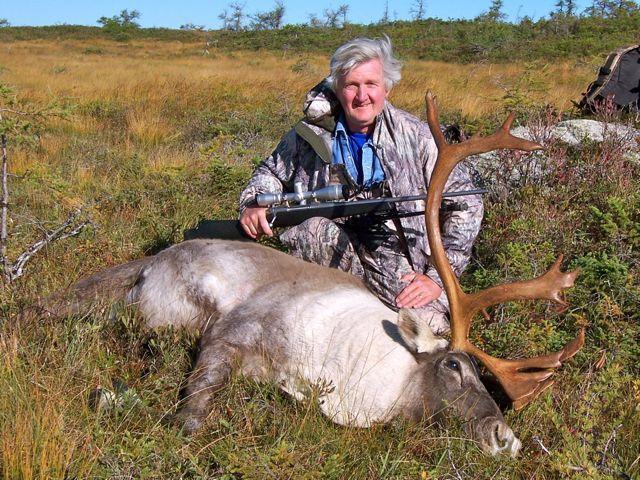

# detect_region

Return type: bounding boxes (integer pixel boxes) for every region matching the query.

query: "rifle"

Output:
[183,184,487,241]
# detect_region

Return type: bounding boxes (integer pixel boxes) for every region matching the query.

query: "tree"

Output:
[337,4,349,26]
[307,14,324,27]
[585,0,613,16]
[585,0,616,17]
[478,0,506,21]
[323,8,340,27]
[309,5,349,28]
[551,0,577,34]
[585,0,640,17]
[323,4,349,27]
[97,9,141,29]
[410,0,426,20]
[552,0,578,18]
[219,2,246,31]
[250,1,285,30]
[380,1,390,24]
[180,23,205,31]
[0,19,10,28]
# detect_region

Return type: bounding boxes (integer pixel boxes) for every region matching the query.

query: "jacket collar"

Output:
[302,78,340,132]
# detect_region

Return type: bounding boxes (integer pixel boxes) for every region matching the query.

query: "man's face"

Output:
[335,59,389,134]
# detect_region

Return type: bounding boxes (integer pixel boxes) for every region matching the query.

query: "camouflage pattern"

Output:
[239,80,483,331]
[280,216,451,334]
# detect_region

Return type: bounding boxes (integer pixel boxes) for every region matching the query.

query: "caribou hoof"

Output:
[167,410,206,436]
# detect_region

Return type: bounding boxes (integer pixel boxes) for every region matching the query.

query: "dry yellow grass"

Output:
[0,329,96,479]
[1,38,637,479]
[398,59,590,115]
[0,39,594,177]
[1,39,591,113]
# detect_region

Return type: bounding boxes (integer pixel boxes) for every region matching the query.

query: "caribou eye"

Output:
[446,359,460,372]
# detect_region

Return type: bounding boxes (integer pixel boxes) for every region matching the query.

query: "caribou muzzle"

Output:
[474,416,521,457]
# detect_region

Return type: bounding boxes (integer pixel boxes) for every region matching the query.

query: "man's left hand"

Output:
[396,273,442,309]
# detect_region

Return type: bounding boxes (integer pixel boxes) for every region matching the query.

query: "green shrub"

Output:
[589,196,640,249]
[1,15,640,63]
[572,252,629,293]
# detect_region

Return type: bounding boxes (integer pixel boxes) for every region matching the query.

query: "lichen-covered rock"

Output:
[472,119,640,198]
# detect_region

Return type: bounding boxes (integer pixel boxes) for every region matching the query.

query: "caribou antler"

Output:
[424,91,585,410]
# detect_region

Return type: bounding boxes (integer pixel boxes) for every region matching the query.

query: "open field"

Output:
[0,39,638,478]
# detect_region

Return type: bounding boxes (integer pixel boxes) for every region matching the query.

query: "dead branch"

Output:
[599,424,622,469]
[532,435,551,455]
[5,208,93,283]
[1,134,8,276]
[0,107,37,117]
[0,133,92,283]
[0,85,88,284]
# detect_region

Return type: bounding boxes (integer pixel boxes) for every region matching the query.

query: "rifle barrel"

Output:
[268,189,486,227]
[375,188,487,203]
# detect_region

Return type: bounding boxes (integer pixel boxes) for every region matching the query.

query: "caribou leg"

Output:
[173,337,239,435]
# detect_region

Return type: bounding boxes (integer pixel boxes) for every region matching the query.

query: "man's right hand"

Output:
[239,206,274,239]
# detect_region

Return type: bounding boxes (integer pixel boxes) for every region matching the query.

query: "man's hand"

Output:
[239,206,274,239]
[396,273,442,309]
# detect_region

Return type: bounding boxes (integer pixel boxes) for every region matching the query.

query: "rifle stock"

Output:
[184,220,250,241]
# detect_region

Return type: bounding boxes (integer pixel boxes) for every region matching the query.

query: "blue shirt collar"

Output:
[335,113,348,136]
[335,113,371,139]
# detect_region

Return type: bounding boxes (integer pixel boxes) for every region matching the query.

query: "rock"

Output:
[470,119,640,197]
[547,119,640,146]
[88,378,141,413]
[88,386,122,412]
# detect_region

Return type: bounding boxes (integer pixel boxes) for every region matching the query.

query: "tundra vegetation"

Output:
[0,24,639,480]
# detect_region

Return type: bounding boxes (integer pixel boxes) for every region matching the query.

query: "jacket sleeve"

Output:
[238,129,299,215]
[421,135,484,285]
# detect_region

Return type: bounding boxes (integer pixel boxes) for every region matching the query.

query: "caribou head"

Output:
[396,308,521,456]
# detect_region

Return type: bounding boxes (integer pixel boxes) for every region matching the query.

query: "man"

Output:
[238,36,482,334]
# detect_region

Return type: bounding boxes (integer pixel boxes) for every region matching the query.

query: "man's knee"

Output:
[279,217,363,275]
[280,217,344,249]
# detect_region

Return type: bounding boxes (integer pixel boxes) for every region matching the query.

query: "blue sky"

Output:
[4,1,591,29]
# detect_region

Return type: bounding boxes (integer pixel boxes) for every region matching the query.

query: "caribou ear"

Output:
[397,309,448,354]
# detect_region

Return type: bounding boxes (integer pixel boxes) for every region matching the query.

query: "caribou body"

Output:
[48,237,520,456]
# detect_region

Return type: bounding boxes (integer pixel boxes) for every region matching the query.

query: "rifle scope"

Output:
[256,184,349,207]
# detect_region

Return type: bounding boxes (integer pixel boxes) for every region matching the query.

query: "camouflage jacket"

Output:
[238,80,483,285]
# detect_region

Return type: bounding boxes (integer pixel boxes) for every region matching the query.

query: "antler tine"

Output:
[500,112,517,134]
[425,91,449,150]
[460,255,580,339]
[424,92,543,185]
[424,91,585,410]
[467,328,585,409]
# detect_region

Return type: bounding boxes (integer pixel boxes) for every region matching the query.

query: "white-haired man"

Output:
[238,36,483,334]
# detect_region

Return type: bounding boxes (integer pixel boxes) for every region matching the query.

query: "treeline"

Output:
[1,15,638,63]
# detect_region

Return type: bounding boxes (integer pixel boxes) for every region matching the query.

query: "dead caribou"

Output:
[41,93,584,456]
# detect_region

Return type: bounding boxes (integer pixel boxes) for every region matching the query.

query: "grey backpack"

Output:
[580,44,640,113]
